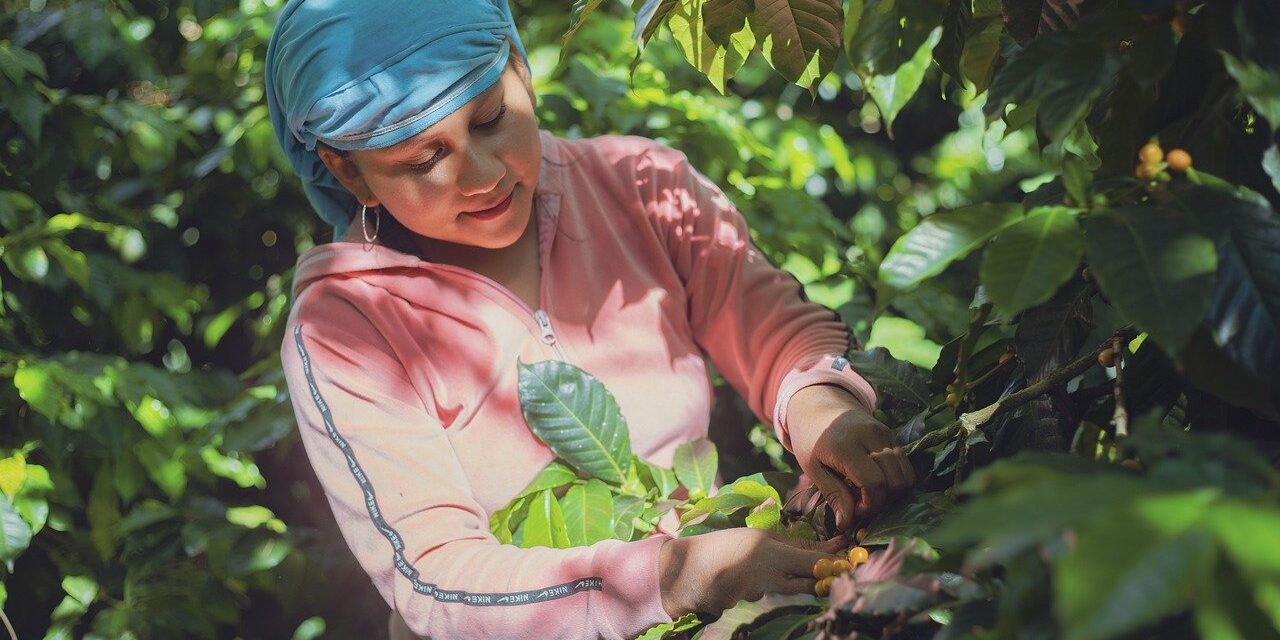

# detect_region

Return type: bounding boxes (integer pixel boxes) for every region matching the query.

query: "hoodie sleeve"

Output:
[633,140,878,451]
[280,297,672,640]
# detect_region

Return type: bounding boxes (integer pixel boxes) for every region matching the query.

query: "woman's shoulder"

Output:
[541,130,688,174]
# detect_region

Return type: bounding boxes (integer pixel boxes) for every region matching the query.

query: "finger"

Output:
[831,453,889,519]
[893,446,917,488]
[765,531,848,554]
[775,576,817,596]
[808,464,859,530]
[869,448,907,498]
[772,542,844,578]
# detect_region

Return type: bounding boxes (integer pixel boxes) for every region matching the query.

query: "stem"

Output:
[1111,336,1129,439]
[963,357,1012,393]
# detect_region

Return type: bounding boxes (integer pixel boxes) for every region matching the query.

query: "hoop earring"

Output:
[360,204,380,243]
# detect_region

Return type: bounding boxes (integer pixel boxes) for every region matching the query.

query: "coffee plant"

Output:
[0,0,1276,638]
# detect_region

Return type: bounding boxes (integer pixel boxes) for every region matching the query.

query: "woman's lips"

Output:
[464,188,515,220]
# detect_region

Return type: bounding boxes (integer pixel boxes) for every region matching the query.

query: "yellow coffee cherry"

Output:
[848,546,870,564]
[1166,149,1192,172]
[832,559,853,575]
[812,557,834,580]
[1139,142,1163,164]
[815,576,834,597]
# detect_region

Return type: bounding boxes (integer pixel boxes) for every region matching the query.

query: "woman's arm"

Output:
[632,140,913,527]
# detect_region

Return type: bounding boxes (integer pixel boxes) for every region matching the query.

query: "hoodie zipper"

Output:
[534,309,570,362]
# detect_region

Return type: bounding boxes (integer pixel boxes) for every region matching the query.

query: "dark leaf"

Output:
[846,346,931,409]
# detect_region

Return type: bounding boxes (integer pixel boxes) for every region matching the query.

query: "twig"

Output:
[1111,336,1129,439]
[964,357,1013,393]
[906,325,1135,455]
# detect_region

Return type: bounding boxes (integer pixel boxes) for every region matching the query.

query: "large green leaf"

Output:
[702,0,752,43]
[979,206,1083,317]
[864,27,941,131]
[0,498,32,564]
[1084,207,1217,353]
[1194,560,1280,640]
[985,24,1122,143]
[673,437,717,499]
[845,346,930,409]
[846,0,946,128]
[879,203,1023,291]
[1056,521,1215,640]
[865,316,943,369]
[669,0,755,93]
[750,0,843,90]
[1220,51,1280,128]
[1175,187,1280,379]
[633,0,680,43]
[521,489,571,549]
[518,360,633,484]
[561,479,615,546]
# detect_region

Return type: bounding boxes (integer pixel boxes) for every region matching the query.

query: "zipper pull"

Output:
[534,309,557,345]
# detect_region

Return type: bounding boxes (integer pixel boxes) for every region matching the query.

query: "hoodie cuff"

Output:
[591,534,673,638]
[772,354,878,451]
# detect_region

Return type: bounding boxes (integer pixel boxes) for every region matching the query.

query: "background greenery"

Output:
[0,0,1277,638]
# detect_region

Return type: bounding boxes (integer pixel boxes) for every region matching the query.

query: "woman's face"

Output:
[318,61,541,251]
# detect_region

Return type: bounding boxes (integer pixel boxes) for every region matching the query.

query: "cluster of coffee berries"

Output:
[1135,142,1192,180]
[813,545,872,596]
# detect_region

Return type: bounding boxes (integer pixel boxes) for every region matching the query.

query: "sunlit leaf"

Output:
[518,360,632,484]
[561,479,615,546]
[979,206,1083,317]
[879,203,1023,291]
[673,438,718,499]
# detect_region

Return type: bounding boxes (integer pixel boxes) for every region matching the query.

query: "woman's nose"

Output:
[457,140,504,198]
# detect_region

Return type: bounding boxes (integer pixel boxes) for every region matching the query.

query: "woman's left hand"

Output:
[785,385,915,531]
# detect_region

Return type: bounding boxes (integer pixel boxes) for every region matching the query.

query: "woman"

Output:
[265,1,915,638]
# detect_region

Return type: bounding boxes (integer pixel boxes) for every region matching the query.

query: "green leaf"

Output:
[0,497,32,563]
[0,43,47,83]
[1220,51,1280,128]
[1084,206,1218,352]
[865,316,943,369]
[1195,560,1280,640]
[633,0,680,44]
[702,0,752,43]
[844,346,929,408]
[986,27,1122,144]
[960,0,1002,93]
[669,0,755,93]
[637,613,702,640]
[229,532,291,575]
[1263,145,1280,196]
[1056,522,1215,640]
[87,463,120,561]
[292,617,327,640]
[1207,502,1280,576]
[879,203,1023,291]
[679,492,760,525]
[522,489,571,548]
[863,27,941,131]
[563,0,605,51]
[517,462,579,500]
[673,437,717,499]
[0,454,26,499]
[490,495,530,544]
[696,594,821,640]
[518,360,633,484]
[979,206,1083,317]
[641,458,680,498]
[749,0,843,91]
[612,495,647,541]
[561,479,615,546]
[1175,187,1280,379]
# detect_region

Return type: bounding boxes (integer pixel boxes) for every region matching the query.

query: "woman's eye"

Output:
[479,104,506,129]
[409,150,442,173]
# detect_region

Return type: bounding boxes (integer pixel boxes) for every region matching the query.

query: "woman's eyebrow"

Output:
[397,83,506,156]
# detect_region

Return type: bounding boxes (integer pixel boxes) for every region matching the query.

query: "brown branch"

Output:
[954,302,993,393]
[906,325,1135,456]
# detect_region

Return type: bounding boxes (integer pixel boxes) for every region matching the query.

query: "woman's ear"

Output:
[316,144,378,207]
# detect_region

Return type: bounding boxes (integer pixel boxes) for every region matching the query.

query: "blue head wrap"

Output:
[265,0,528,238]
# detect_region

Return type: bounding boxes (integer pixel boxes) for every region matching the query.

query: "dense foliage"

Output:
[0,0,1277,638]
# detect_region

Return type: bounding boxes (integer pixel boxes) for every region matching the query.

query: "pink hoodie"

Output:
[280,131,877,639]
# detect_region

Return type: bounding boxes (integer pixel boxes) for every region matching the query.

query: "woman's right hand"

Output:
[657,528,847,618]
